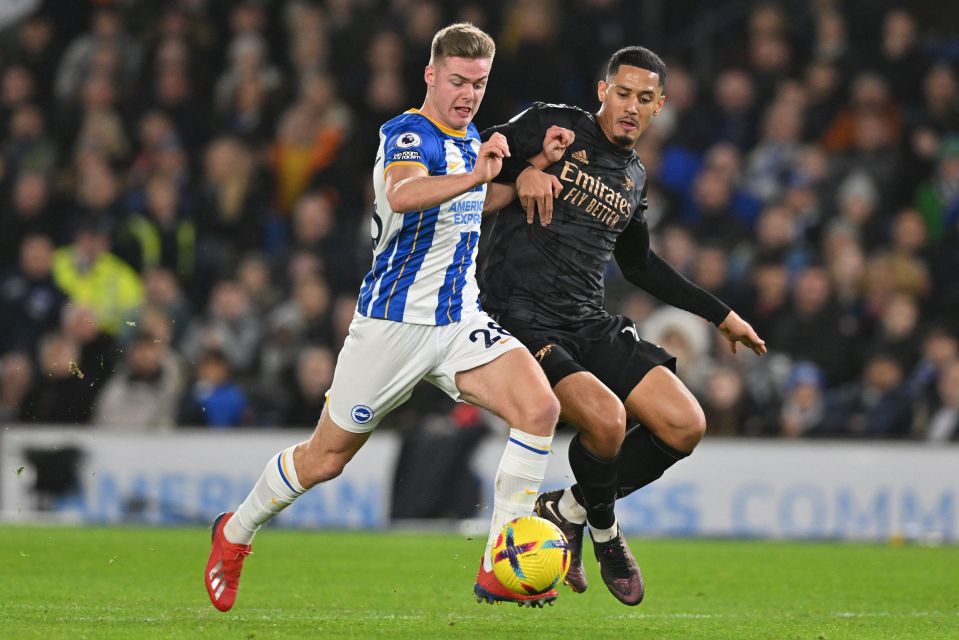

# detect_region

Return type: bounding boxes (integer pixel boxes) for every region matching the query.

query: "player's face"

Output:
[596,64,665,148]
[424,56,492,131]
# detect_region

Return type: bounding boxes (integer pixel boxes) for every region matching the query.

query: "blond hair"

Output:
[430,22,495,63]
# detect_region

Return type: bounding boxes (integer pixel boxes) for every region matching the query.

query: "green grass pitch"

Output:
[1,526,957,639]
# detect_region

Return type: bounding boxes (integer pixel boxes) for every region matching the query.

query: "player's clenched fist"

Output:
[543,126,574,164]
[472,132,511,185]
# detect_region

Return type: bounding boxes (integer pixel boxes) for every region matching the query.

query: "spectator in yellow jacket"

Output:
[52,219,144,335]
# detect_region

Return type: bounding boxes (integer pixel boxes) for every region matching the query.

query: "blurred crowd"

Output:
[0,0,957,441]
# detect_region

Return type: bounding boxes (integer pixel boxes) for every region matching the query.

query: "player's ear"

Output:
[424,64,435,87]
[654,93,666,116]
[597,80,608,104]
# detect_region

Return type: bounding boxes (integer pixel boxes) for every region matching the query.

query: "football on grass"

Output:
[492,515,570,595]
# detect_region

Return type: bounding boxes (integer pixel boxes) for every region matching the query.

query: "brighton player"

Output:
[204,23,564,610]
[480,46,766,605]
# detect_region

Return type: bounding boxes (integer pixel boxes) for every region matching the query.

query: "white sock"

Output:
[224,446,305,545]
[590,519,619,544]
[483,428,553,571]
[559,488,587,524]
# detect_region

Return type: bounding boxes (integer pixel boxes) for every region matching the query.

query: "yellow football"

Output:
[492,515,570,595]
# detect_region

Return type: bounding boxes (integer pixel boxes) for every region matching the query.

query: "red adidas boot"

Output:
[204,512,252,612]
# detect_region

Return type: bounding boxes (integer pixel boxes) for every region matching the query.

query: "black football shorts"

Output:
[495,314,676,401]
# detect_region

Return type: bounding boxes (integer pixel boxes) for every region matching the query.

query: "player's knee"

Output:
[296,450,347,488]
[675,404,707,452]
[583,402,626,457]
[306,458,346,487]
[515,392,560,437]
[319,457,348,483]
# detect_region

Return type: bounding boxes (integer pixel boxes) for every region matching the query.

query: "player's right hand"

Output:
[472,132,510,185]
[517,166,563,226]
[718,311,767,356]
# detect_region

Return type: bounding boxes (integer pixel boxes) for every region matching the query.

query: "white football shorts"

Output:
[326,311,526,433]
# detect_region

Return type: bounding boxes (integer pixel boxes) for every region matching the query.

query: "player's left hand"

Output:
[542,126,574,164]
[516,166,562,225]
[718,311,767,356]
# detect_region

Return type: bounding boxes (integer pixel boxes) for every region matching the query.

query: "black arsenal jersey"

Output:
[480,103,729,329]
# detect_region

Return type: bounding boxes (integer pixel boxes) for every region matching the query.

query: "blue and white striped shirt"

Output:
[357,109,486,325]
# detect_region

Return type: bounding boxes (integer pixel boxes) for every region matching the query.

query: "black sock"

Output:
[615,424,689,499]
[567,433,618,530]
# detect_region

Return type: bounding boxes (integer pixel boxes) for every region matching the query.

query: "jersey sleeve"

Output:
[382,119,443,175]
[614,217,731,326]
[481,103,581,183]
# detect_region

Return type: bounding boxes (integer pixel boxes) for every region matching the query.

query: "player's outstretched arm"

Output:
[718,310,767,355]
[616,226,768,357]
[385,133,510,213]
